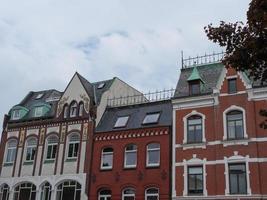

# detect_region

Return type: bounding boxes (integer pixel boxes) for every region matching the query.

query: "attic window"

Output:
[189,80,200,95]
[114,116,129,128]
[97,83,105,89]
[143,112,160,125]
[12,109,21,120]
[35,93,44,99]
[34,106,43,117]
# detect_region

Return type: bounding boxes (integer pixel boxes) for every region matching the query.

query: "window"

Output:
[63,105,68,119]
[98,189,111,200]
[25,138,37,162]
[122,188,135,200]
[187,115,202,143]
[46,136,58,160]
[5,140,17,164]
[227,111,244,139]
[56,181,81,200]
[98,83,105,89]
[101,148,113,170]
[79,103,84,117]
[40,182,51,200]
[124,144,137,168]
[189,81,200,95]
[229,163,247,194]
[228,78,237,94]
[188,166,203,195]
[35,93,44,99]
[70,102,78,117]
[114,116,129,128]
[0,184,9,200]
[34,106,43,117]
[143,113,160,125]
[12,109,21,120]
[147,143,160,167]
[14,183,36,200]
[67,134,80,159]
[145,188,159,200]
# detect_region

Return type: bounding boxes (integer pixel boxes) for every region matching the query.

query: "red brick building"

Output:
[172,54,267,199]
[89,100,172,200]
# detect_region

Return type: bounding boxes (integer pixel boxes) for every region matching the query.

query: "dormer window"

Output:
[79,103,84,117]
[70,102,78,118]
[189,80,200,95]
[228,78,237,94]
[143,112,160,125]
[98,83,105,89]
[35,93,44,99]
[12,109,21,120]
[114,116,129,128]
[34,106,43,117]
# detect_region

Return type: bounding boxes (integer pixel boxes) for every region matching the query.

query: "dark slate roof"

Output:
[92,79,114,105]
[174,63,224,98]
[96,100,172,133]
[9,89,62,122]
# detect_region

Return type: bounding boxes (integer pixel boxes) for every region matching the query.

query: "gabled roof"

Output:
[92,78,115,105]
[174,63,224,98]
[96,100,172,133]
[187,66,204,82]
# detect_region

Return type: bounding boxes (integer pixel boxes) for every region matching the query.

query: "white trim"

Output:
[146,143,160,167]
[182,155,207,196]
[145,187,159,200]
[122,187,135,200]
[173,194,267,199]
[183,110,206,144]
[124,144,137,169]
[66,133,80,159]
[4,139,17,164]
[101,148,113,170]
[220,91,246,96]
[226,75,238,79]
[248,87,267,101]
[223,105,247,140]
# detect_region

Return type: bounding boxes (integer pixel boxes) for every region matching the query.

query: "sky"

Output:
[0,0,250,130]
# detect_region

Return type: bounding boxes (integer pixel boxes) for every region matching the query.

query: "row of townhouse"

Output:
[0,53,266,200]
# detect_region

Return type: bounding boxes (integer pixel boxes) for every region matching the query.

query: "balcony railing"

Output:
[107,89,175,107]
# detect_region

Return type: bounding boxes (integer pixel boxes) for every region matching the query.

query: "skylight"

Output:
[142,112,160,124]
[97,83,105,89]
[114,116,129,128]
[35,93,44,99]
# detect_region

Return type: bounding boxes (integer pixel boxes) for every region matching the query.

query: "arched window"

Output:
[46,136,58,160]
[25,138,37,162]
[146,143,160,167]
[5,139,17,164]
[0,184,9,200]
[14,183,36,200]
[98,189,111,200]
[70,102,78,118]
[67,134,80,158]
[122,188,135,200]
[56,181,81,200]
[78,102,84,117]
[187,115,202,143]
[40,182,52,200]
[145,188,159,200]
[124,144,137,168]
[101,148,113,170]
[227,110,244,139]
[63,105,68,119]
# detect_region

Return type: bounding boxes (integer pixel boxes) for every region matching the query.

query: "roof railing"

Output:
[107,88,175,107]
[181,51,225,69]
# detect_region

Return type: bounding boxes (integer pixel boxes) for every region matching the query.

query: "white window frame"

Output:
[101,148,113,170]
[12,109,21,120]
[223,105,247,140]
[122,188,135,200]
[98,189,111,200]
[4,140,17,164]
[146,143,160,167]
[114,116,129,128]
[145,188,159,200]
[45,136,58,161]
[182,156,207,197]
[70,102,78,118]
[224,153,251,196]
[34,106,43,117]
[63,105,68,119]
[67,134,80,159]
[25,138,37,162]
[124,144,137,168]
[79,103,84,116]
[183,110,206,144]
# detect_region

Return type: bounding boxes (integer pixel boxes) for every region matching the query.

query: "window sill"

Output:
[65,158,77,162]
[182,142,206,150]
[100,168,113,171]
[146,164,160,169]
[44,159,55,164]
[123,166,137,170]
[3,162,13,167]
[222,138,249,147]
[23,161,34,165]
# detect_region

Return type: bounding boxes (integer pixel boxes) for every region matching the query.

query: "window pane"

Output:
[143,113,160,124]
[148,150,160,165]
[125,152,137,166]
[189,167,202,174]
[68,144,74,157]
[102,154,113,167]
[114,116,129,128]
[47,146,52,159]
[228,78,237,93]
[147,143,160,149]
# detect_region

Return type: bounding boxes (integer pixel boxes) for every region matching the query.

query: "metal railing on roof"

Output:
[181,51,225,69]
[107,88,175,107]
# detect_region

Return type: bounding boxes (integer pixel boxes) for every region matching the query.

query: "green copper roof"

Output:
[187,66,204,82]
